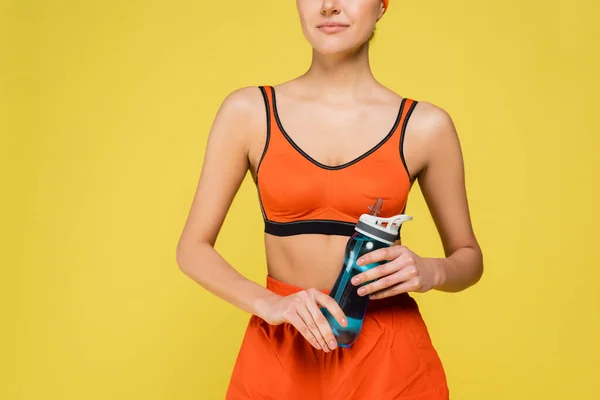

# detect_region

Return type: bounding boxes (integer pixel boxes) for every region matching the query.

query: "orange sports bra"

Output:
[255,86,417,239]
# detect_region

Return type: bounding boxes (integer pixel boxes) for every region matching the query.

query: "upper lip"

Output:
[317,21,349,28]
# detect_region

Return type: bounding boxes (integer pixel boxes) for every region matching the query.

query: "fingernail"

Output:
[315,343,321,350]
[341,317,348,327]
[357,258,363,265]
[358,287,366,295]
[352,277,360,285]
[329,340,337,349]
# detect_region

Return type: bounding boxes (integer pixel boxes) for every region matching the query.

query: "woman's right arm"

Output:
[175,87,346,351]
[175,87,278,318]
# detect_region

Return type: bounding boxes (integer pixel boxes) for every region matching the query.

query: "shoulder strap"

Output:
[258,86,273,119]
[398,98,418,182]
[255,86,274,181]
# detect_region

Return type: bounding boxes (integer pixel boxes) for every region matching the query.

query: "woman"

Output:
[176,0,483,398]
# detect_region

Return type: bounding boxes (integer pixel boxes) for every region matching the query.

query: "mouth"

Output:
[317,21,350,34]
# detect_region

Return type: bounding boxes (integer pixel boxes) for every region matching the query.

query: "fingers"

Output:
[284,308,322,351]
[305,295,339,351]
[314,291,348,329]
[370,278,421,299]
[356,262,418,296]
[353,255,412,287]
[281,290,349,352]
[296,303,330,351]
[356,245,406,267]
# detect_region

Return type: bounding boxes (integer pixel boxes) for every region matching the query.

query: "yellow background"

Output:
[6,0,600,399]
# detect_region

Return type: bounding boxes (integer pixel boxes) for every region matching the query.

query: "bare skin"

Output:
[176,0,483,353]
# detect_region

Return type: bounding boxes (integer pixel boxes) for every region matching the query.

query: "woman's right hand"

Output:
[259,289,348,352]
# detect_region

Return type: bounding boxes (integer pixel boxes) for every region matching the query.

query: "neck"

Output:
[301,43,378,101]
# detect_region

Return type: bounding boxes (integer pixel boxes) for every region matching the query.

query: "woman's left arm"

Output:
[351,103,483,297]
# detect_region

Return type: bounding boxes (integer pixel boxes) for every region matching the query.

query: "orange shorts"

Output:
[226,276,449,399]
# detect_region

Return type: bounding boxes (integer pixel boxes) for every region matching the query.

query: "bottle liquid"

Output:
[322,198,412,348]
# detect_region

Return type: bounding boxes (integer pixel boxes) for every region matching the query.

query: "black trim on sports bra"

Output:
[264,218,402,240]
[256,86,271,180]
[257,85,410,241]
[270,86,405,171]
[265,219,356,237]
[399,99,418,183]
[256,86,272,222]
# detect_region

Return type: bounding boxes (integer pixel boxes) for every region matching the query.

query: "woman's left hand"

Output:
[351,245,444,299]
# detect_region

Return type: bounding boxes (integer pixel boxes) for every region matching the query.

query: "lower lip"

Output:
[318,26,348,34]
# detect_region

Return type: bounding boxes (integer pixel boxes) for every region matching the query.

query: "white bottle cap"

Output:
[355,214,413,245]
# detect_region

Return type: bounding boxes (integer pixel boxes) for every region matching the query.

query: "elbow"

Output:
[175,238,209,276]
[471,244,484,286]
[450,241,484,289]
[175,241,189,274]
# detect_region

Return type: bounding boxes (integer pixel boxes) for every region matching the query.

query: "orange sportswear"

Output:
[255,85,415,238]
[225,86,449,399]
[227,276,449,399]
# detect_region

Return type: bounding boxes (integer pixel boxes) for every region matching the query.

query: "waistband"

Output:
[266,275,417,312]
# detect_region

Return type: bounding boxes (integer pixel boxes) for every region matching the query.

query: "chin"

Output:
[311,38,367,56]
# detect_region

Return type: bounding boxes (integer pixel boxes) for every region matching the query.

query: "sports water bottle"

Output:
[322,198,412,348]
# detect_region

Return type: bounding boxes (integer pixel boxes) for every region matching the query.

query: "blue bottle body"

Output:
[322,231,391,348]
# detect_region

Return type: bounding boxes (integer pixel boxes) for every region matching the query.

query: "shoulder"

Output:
[408,101,456,140]
[217,86,267,123]
[209,86,268,145]
[401,100,462,171]
[407,100,460,152]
